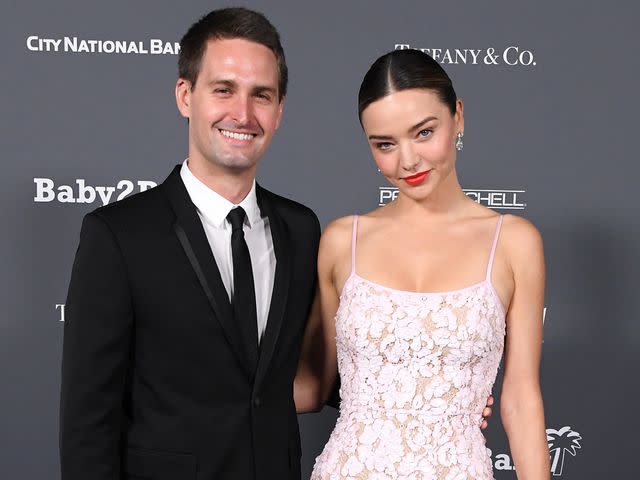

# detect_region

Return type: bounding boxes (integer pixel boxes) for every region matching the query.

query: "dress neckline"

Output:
[344,273,507,319]
[352,272,488,296]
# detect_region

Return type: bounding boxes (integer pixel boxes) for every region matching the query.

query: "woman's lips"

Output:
[403,170,431,186]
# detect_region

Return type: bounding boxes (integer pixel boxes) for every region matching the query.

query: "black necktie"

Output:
[226,207,259,372]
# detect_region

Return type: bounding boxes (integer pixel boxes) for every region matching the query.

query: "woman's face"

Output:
[361,88,463,202]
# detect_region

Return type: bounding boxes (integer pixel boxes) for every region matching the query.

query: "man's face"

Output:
[176,38,284,175]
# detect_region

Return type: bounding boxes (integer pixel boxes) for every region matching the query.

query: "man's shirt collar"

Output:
[180,159,261,228]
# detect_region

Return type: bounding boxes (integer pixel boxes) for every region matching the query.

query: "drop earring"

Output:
[455,132,464,151]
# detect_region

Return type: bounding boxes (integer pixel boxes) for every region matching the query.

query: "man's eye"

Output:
[214,88,230,94]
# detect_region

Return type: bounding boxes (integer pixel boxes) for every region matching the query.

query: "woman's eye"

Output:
[418,129,432,138]
[376,142,393,151]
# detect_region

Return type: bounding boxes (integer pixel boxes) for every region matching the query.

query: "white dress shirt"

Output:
[180,160,276,343]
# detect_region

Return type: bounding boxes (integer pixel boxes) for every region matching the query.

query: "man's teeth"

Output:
[219,129,255,140]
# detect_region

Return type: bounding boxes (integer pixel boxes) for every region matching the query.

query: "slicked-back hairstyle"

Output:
[178,7,287,100]
[358,49,457,123]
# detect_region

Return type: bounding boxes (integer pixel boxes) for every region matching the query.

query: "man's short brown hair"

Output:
[178,7,288,100]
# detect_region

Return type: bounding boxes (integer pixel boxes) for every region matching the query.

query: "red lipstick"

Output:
[403,170,431,186]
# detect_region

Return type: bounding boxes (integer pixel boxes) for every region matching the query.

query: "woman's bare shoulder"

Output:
[319,215,356,262]
[501,214,542,244]
[499,214,544,265]
[321,215,354,240]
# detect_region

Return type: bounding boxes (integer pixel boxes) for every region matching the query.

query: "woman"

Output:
[295,49,549,479]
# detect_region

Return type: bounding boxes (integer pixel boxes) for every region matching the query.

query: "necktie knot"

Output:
[227,207,246,232]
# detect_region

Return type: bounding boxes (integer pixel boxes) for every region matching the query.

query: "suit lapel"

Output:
[254,185,291,389]
[161,166,252,377]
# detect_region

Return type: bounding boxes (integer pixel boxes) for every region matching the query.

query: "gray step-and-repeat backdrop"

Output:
[2,1,638,478]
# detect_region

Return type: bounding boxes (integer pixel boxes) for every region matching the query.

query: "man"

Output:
[60,8,316,480]
[60,7,492,480]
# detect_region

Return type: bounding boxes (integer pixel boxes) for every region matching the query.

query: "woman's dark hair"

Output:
[178,7,287,100]
[358,49,457,122]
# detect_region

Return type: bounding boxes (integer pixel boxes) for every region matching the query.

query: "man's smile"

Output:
[217,128,258,142]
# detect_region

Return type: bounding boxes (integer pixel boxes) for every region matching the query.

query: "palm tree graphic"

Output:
[546,426,582,476]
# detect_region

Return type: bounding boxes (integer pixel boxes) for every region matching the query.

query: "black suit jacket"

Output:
[60,166,320,480]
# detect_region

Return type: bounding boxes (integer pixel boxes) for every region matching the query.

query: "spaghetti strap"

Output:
[351,215,359,275]
[485,215,504,282]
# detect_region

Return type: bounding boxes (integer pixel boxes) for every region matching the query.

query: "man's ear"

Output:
[175,78,192,118]
[274,96,285,130]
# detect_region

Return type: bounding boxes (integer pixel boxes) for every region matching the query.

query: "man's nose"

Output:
[229,95,251,125]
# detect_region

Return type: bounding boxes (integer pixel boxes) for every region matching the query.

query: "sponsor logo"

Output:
[34,178,157,205]
[489,426,582,476]
[26,35,179,55]
[378,187,526,210]
[56,304,65,322]
[547,426,583,476]
[464,190,526,210]
[394,44,536,67]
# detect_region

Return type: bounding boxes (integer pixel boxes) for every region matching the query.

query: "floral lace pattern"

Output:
[310,273,505,480]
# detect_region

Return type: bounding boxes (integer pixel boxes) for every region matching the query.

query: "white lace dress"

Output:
[311,215,505,480]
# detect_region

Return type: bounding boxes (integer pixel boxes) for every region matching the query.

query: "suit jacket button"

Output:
[253,397,261,407]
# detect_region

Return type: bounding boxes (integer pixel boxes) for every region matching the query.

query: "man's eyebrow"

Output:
[206,80,277,96]
[208,79,236,88]
[252,85,277,95]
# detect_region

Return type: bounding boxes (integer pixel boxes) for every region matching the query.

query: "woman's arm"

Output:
[500,216,550,479]
[294,218,350,413]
